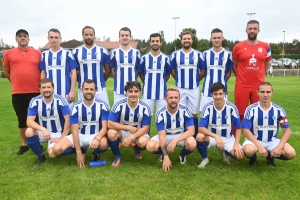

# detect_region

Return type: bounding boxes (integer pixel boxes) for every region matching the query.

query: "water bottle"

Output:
[90,160,107,167]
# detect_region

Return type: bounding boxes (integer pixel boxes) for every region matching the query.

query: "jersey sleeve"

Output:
[102,48,110,64]
[170,52,177,69]
[266,45,272,61]
[60,105,70,116]
[232,44,240,61]
[109,50,117,68]
[199,108,209,128]
[278,107,290,129]
[39,52,46,70]
[27,99,38,116]
[70,106,79,125]
[139,56,145,73]
[141,114,151,126]
[226,53,233,72]
[108,110,120,122]
[165,56,171,75]
[198,52,205,70]
[202,52,207,71]
[67,51,78,70]
[242,106,253,129]
[184,107,194,127]
[2,50,10,67]
[135,51,141,73]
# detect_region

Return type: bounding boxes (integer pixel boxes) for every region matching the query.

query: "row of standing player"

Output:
[3,20,296,168]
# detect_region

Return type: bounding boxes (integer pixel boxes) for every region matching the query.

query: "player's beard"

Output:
[83,93,94,100]
[84,38,94,45]
[182,42,191,49]
[168,102,178,110]
[151,45,160,51]
[248,34,257,41]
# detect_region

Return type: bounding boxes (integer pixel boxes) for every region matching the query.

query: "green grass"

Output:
[0,76,299,199]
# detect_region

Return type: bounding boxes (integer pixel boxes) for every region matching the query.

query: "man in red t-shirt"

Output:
[3,29,41,155]
[232,20,272,121]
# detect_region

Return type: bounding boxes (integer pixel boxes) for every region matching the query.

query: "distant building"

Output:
[41,39,138,51]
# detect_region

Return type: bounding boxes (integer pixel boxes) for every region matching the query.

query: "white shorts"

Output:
[78,88,109,106]
[242,138,289,152]
[65,134,98,148]
[142,99,166,115]
[150,133,194,148]
[114,92,126,103]
[120,130,149,143]
[199,95,228,112]
[178,87,200,115]
[208,135,239,152]
[38,131,61,150]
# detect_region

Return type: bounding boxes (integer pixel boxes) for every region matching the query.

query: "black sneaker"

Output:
[17,145,29,155]
[92,153,100,162]
[133,148,142,159]
[33,155,46,167]
[179,154,186,164]
[249,158,257,167]
[267,156,276,168]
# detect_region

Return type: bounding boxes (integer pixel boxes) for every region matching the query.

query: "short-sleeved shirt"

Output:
[72,44,109,90]
[201,48,233,97]
[110,47,141,94]
[39,48,77,97]
[139,52,170,100]
[27,94,70,132]
[242,102,289,142]
[109,98,151,132]
[3,47,41,94]
[232,41,272,88]
[170,49,205,89]
[70,99,110,135]
[199,101,241,137]
[156,104,194,135]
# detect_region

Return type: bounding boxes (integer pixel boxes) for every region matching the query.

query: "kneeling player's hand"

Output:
[257,146,268,158]
[270,146,282,157]
[162,156,172,171]
[233,144,244,159]
[122,136,132,147]
[167,141,176,153]
[42,129,51,141]
[76,153,85,168]
[128,126,138,134]
[90,138,100,149]
[50,137,61,144]
[215,136,224,150]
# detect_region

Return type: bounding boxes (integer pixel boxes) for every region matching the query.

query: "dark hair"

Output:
[211,28,223,35]
[39,78,54,88]
[82,26,95,35]
[124,81,141,92]
[210,82,225,93]
[180,31,193,40]
[82,79,96,89]
[258,82,273,91]
[119,27,131,36]
[48,28,61,36]
[149,33,161,42]
[247,20,259,27]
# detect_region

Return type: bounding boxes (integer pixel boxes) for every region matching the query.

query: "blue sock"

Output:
[26,136,44,157]
[197,141,208,159]
[108,139,121,158]
[277,155,288,160]
[246,153,257,159]
[193,117,198,138]
[180,147,192,157]
[134,145,145,151]
[154,148,162,154]
[225,151,237,160]
[93,148,107,155]
[61,148,76,156]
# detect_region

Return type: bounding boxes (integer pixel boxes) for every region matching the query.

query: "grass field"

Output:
[0,76,299,200]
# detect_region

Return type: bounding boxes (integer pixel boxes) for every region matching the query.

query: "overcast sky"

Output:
[1,0,299,49]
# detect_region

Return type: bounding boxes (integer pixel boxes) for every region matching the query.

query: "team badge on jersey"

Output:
[258,48,263,53]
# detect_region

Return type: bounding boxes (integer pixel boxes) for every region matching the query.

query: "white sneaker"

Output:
[179,155,186,164]
[157,155,163,162]
[198,158,209,168]
[221,150,230,164]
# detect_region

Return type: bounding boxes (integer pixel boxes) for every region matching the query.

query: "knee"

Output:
[99,137,108,150]
[136,136,149,148]
[146,141,158,153]
[48,148,57,158]
[185,138,196,151]
[107,129,118,140]
[25,128,35,137]
[196,133,205,142]
[283,146,296,160]
[243,144,256,157]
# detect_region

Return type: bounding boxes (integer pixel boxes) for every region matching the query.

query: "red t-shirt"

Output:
[233,40,272,88]
[3,47,41,94]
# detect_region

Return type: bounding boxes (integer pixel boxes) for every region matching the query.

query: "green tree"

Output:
[158,30,167,53]
[198,39,210,52]
[269,43,282,54]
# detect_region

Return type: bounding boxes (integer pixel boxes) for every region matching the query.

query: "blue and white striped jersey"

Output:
[199,101,241,137]
[110,47,141,94]
[156,104,194,135]
[72,44,110,90]
[109,98,151,130]
[70,99,110,135]
[39,48,77,97]
[139,52,170,100]
[170,49,205,89]
[243,102,290,142]
[27,94,70,133]
[201,48,233,97]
